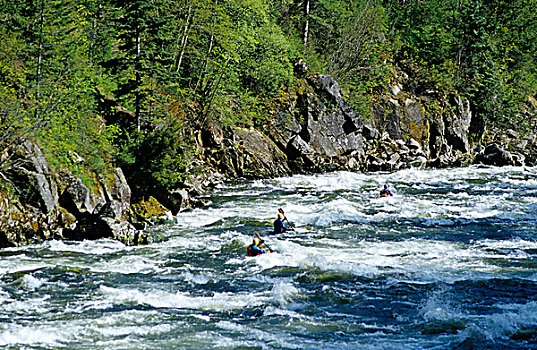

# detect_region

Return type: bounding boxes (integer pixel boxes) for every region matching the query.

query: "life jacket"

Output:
[247,244,262,256]
[274,218,286,233]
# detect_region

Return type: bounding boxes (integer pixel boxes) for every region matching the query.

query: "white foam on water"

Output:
[21,274,45,290]
[215,320,308,349]
[46,239,126,255]
[263,305,308,320]
[88,254,166,274]
[2,296,51,315]
[0,263,48,276]
[0,323,81,347]
[419,288,463,322]
[180,271,212,285]
[475,238,537,250]
[176,166,537,232]
[457,300,537,343]
[250,235,507,284]
[271,171,369,192]
[271,280,300,308]
[91,318,174,338]
[174,206,240,228]
[100,285,268,311]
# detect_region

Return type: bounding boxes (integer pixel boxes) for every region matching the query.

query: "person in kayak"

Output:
[247,237,268,256]
[379,184,394,198]
[278,208,287,222]
[273,208,292,233]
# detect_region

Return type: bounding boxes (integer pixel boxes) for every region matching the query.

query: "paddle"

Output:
[254,232,273,253]
[284,218,295,231]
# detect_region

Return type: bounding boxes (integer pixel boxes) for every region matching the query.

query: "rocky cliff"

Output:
[0,141,145,247]
[194,68,536,188]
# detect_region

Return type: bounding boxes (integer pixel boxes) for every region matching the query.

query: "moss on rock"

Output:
[131,196,170,221]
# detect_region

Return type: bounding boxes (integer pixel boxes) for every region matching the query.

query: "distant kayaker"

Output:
[273,208,292,233]
[379,184,394,198]
[247,237,268,256]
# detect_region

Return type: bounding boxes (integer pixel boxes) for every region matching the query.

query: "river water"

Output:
[1,166,537,349]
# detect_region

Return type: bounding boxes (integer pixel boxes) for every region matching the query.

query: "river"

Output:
[1,165,537,349]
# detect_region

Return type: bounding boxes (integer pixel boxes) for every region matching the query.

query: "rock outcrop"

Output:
[0,141,142,248]
[191,69,535,183]
[268,74,367,172]
[474,143,516,167]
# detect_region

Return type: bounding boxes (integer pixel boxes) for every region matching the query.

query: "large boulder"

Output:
[59,174,102,216]
[0,141,61,246]
[267,73,367,172]
[371,100,401,140]
[444,94,472,154]
[0,191,46,247]
[474,143,515,166]
[312,74,363,133]
[100,168,132,221]
[270,110,302,152]
[6,141,58,214]
[60,167,140,244]
[401,98,430,156]
[213,127,291,179]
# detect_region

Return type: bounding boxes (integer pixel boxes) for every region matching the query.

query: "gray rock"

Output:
[474,143,514,166]
[98,200,123,220]
[229,127,291,178]
[407,138,422,151]
[101,218,142,245]
[104,168,131,220]
[444,94,471,153]
[7,141,58,214]
[60,174,98,215]
[362,124,381,140]
[391,84,402,96]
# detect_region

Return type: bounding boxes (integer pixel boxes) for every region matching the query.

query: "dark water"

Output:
[1,166,537,349]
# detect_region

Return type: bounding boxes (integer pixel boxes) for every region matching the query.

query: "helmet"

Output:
[253,237,260,246]
[278,213,284,220]
[384,184,389,189]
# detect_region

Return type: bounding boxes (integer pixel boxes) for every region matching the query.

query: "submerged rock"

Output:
[421,320,466,335]
[511,327,537,341]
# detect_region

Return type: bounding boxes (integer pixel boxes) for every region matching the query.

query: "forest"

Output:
[1,0,536,200]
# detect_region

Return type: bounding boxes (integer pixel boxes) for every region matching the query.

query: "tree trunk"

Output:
[36,0,45,101]
[303,0,310,47]
[135,7,142,134]
[194,0,217,94]
[173,2,193,73]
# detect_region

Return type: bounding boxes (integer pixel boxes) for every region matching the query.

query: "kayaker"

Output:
[379,184,394,197]
[247,237,268,256]
[273,208,292,233]
[278,208,287,222]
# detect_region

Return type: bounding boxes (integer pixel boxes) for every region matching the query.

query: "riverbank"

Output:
[184,69,536,197]
[1,69,536,248]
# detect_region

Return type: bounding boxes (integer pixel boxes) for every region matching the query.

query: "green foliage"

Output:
[384,0,537,131]
[1,0,536,201]
[119,118,190,197]
[0,0,117,178]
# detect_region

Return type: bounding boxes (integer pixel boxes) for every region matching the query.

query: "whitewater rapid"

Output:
[1,165,537,349]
